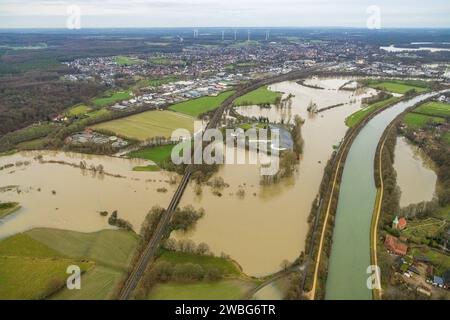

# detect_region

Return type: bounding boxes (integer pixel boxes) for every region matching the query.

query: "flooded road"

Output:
[0,151,173,239]
[394,137,437,207]
[175,78,378,277]
[325,91,439,300]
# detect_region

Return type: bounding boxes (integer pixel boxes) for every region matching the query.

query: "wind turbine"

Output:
[247,29,250,42]
[265,30,270,41]
[221,30,225,41]
[234,30,237,41]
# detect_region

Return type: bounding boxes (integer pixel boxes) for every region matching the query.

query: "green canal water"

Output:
[325,92,440,300]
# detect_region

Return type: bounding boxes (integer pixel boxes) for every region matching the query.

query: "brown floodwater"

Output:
[394,137,437,207]
[173,78,378,276]
[0,77,380,277]
[0,151,174,239]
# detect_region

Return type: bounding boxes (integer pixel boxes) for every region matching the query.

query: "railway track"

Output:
[118,65,324,300]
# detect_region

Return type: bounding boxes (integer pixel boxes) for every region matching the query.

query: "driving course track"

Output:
[118,65,324,300]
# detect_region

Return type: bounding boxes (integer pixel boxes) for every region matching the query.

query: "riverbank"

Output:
[307,91,441,300]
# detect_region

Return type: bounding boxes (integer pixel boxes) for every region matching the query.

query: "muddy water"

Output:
[394,137,437,207]
[174,79,378,277]
[252,282,284,300]
[0,151,174,239]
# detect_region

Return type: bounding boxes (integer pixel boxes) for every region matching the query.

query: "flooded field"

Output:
[0,151,174,239]
[0,77,383,278]
[174,78,378,277]
[394,137,437,207]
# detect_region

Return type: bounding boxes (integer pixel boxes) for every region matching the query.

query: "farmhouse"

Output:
[384,234,408,256]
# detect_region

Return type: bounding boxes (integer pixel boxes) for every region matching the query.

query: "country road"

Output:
[118,65,326,300]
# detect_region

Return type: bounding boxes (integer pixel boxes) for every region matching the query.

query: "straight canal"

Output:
[325,91,443,300]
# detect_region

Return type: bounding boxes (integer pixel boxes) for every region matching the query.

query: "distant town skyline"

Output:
[0,0,449,29]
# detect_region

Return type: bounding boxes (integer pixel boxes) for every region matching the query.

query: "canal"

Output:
[325,91,441,300]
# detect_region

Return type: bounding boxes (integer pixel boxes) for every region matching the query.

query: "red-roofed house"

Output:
[392,216,407,230]
[398,217,407,230]
[385,234,408,256]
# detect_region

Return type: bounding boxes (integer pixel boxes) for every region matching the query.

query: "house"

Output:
[385,234,408,256]
[392,216,407,230]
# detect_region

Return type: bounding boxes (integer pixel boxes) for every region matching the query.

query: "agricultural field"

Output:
[0,233,93,299]
[148,279,255,300]
[234,86,282,106]
[401,218,447,244]
[67,104,91,117]
[413,101,450,118]
[0,202,20,219]
[403,113,446,129]
[92,110,195,141]
[158,249,241,276]
[346,96,399,127]
[115,55,143,66]
[26,228,139,300]
[366,80,429,94]
[92,90,133,107]
[169,91,235,117]
[128,144,174,165]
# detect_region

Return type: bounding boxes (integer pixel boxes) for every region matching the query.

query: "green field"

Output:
[169,91,235,117]
[134,76,178,89]
[128,144,174,165]
[27,228,139,270]
[411,247,450,275]
[346,97,400,127]
[0,122,59,149]
[234,86,282,106]
[67,104,91,117]
[148,279,254,300]
[401,218,447,244]
[92,90,133,107]
[115,56,143,66]
[92,110,195,141]
[403,113,446,129]
[0,202,20,219]
[50,265,124,300]
[158,249,241,276]
[0,233,92,299]
[86,108,111,119]
[444,132,450,146]
[0,228,141,300]
[413,101,450,118]
[433,205,450,222]
[133,165,161,172]
[16,137,49,150]
[366,80,428,94]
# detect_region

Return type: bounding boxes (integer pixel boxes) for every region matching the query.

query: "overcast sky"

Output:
[0,0,449,28]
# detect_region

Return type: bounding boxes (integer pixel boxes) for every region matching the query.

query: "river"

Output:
[325,91,440,300]
[174,78,378,277]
